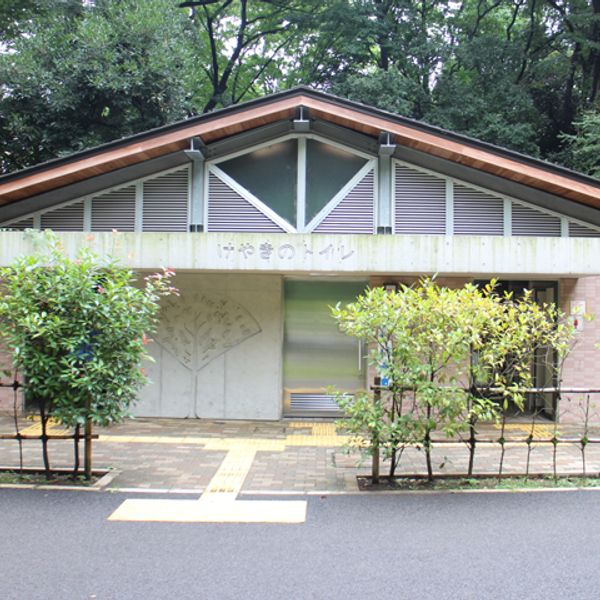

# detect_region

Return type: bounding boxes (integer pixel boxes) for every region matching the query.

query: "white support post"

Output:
[297,137,307,231]
[135,182,144,232]
[83,198,92,231]
[445,180,454,236]
[377,154,392,230]
[504,198,512,236]
[561,217,569,237]
[190,157,205,229]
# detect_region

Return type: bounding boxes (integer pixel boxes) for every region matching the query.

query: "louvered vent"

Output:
[91,186,135,232]
[314,170,374,234]
[394,165,446,234]
[207,172,285,233]
[286,393,345,417]
[6,217,34,230]
[511,202,561,237]
[454,185,504,235]
[41,201,84,231]
[142,168,189,232]
[569,221,600,238]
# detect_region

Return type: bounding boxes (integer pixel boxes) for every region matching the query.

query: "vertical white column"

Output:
[190,157,205,230]
[134,182,144,232]
[377,154,392,231]
[503,198,512,236]
[445,179,454,236]
[83,198,92,231]
[296,137,307,232]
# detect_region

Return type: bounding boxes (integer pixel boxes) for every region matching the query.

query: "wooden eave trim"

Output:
[0,100,299,204]
[300,99,600,209]
[2,92,600,210]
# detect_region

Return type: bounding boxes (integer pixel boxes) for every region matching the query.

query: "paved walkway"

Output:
[1,416,600,494]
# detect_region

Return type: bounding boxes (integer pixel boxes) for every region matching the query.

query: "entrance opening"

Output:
[475,279,559,419]
[282,280,366,417]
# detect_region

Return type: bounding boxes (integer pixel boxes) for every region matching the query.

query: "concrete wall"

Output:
[134,273,283,420]
[2,231,600,277]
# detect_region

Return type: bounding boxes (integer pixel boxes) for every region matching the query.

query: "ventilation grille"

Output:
[207,172,285,233]
[41,201,84,231]
[511,202,561,237]
[454,185,504,235]
[314,170,374,234]
[91,186,136,232]
[394,165,446,234]
[142,168,189,232]
[286,393,345,416]
[569,221,600,238]
[7,218,34,230]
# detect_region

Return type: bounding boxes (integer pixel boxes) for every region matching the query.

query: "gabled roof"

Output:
[2,86,600,209]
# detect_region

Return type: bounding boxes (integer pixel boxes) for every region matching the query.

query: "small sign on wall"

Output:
[570,300,586,332]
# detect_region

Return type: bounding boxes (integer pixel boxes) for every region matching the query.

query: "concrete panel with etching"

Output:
[135,273,283,419]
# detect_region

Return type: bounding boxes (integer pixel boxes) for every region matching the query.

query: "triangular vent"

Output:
[143,169,189,232]
[512,202,561,237]
[41,201,84,231]
[207,173,285,233]
[91,186,136,232]
[394,165,445,234]
[314,170,374,234]
[454,185,503,235]
[569,221,600,238]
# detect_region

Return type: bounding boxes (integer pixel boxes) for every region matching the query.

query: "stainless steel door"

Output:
[283,280,366,416]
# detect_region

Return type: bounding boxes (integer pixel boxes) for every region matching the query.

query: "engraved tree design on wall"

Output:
[156,292,261,417]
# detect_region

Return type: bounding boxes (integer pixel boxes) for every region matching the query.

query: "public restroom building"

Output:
[1,87,600,422]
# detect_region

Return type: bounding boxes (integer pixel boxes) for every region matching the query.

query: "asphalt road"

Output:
[1,488,600,600]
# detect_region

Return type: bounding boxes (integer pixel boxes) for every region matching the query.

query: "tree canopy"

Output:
[0,0,599,176]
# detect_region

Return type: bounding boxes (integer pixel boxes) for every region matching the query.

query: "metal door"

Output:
[282,280,366,417]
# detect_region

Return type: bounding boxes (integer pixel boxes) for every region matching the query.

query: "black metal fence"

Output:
[367,386,600,483]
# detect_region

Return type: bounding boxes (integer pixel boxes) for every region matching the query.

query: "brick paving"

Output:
[2,416,600,493]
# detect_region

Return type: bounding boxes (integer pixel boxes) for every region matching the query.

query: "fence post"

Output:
[84,396,92,480]
[372,384,380,484]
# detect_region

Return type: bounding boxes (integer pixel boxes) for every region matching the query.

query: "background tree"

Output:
[0,0,196,172]
[0,233,177,478]
[1,0,599,175]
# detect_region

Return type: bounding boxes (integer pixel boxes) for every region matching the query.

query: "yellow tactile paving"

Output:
[19,418,65,436]
[494,423,557,438]
[107,430,313,523]
[204,447,257,497]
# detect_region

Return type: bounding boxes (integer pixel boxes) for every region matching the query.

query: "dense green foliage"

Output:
[331,280,574,479]
[0,0,599,175]
[0,233,177,473]
[0,234,176,426]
